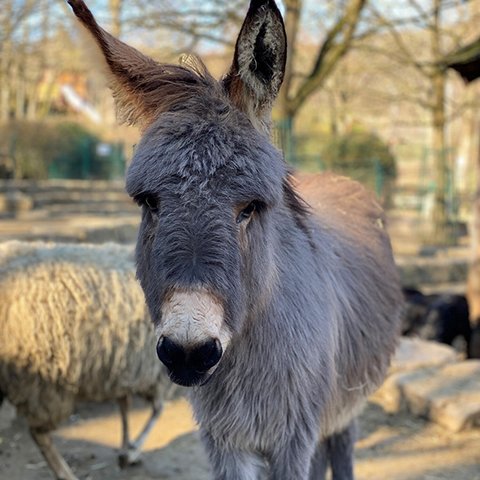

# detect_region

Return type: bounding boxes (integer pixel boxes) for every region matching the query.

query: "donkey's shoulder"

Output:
[295,172,384,232]
[294,172,391,262]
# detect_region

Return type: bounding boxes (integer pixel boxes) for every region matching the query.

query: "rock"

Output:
[389,337,458,374]
[376,361,480,431]
[0,191,34,217]
[374,372,406,413]
[374,338,458,414]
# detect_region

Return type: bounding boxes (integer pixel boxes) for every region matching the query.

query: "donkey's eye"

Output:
[145,196,157,210]
[135,193,159,213]
[236,201,261,224]
[145,195,159,213]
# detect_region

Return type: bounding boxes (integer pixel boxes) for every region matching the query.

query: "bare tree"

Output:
[129,0,245,48]
[365,0,480,242]
[278,0,366,124]
[0,0,61,122]
[128,0,367,164]
[0,0,37,121]
[448,34,480,329]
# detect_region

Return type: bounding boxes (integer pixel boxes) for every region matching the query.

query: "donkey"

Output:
[68,0,403,478]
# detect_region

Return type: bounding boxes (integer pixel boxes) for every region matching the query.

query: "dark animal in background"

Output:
[68,0,404,478]
[401,287,431,336]
[469,323,480,358]
[402,287,472,356]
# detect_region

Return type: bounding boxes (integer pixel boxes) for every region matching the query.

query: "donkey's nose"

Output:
[156,336,185,368]
[156,337,223,373]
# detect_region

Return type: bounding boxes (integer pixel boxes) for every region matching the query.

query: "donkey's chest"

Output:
[192,383,281,450]
[190,358,313,451]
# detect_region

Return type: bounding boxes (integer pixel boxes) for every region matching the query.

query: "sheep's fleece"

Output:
[0,241,177,430]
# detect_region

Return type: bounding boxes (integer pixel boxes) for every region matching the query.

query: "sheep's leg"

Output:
[128,398,163,454]
[327,422,356,480]
[118,395,132,468]
[118,396,163,468]
[30,428,78,480]
[201,429,264,480]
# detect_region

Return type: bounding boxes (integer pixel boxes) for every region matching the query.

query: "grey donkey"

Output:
[67,0,403,478]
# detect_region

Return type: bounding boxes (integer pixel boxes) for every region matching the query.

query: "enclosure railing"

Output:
[273,122,469,247]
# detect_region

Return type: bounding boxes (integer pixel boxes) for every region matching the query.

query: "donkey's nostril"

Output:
[192,338,223,372]
[156,336,185,367]
[157,337,222,378]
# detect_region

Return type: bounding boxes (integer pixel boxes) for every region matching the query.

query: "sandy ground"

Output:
[0,396,479,480]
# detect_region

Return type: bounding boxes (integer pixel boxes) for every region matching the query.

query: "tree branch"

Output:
[288,0,367,115]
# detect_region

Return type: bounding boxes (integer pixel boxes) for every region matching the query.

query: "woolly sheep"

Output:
[0,241,182,480]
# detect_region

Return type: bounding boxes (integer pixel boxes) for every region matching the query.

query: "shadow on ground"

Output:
[0,399,479,480]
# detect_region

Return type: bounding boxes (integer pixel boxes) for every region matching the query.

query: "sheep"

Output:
[0,240,182,480]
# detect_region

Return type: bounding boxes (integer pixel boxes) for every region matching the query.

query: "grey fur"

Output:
[68,0,404,478]
[0,241,182,479]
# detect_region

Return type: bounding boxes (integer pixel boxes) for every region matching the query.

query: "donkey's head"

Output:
[69,0,290,386]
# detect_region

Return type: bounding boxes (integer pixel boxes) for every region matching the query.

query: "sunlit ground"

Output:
[57,398,197,451]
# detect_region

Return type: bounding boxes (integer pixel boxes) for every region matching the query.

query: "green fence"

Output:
[0,121,127,181]
[273,121,391,200]
[48,141,125,180]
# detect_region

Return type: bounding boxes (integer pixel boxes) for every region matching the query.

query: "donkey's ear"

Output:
[222,0,286,132]
[67,0,166,129]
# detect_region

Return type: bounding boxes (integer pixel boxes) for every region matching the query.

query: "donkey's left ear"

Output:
[222,0,286,132]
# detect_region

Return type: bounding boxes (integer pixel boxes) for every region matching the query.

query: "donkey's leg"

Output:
[118,395,163,468]
[327,421,356,480]
[308,439,328,480]
[30,427,78,480]
[268,430,317,480]
[201,430,264,480]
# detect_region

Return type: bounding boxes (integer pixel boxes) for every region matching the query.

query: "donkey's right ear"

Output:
[67,0,165,129]
[222,0,286,133]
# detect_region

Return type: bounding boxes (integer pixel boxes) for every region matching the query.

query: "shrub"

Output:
[0,120,100,180]
[319,130,397,203]
[321,130,396,177]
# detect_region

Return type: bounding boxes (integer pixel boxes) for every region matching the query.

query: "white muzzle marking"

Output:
[158,290,231,352]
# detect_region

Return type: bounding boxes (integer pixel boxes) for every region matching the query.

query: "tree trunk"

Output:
[279,0,302,112]
[0,39,12,122]
[0,75,10,122]
[275,0,365,165]
[109,0,123,38]
[275,0,301,164]
[275,99,295,165]
[430,0,449,244]
[467,107,480,327]
[467,135,480,357]
[431,67,449,243]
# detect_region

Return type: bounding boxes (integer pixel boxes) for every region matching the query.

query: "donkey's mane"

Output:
[283,175,314,248]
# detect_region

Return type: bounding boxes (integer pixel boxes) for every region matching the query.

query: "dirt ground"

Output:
[0,396,479,480]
